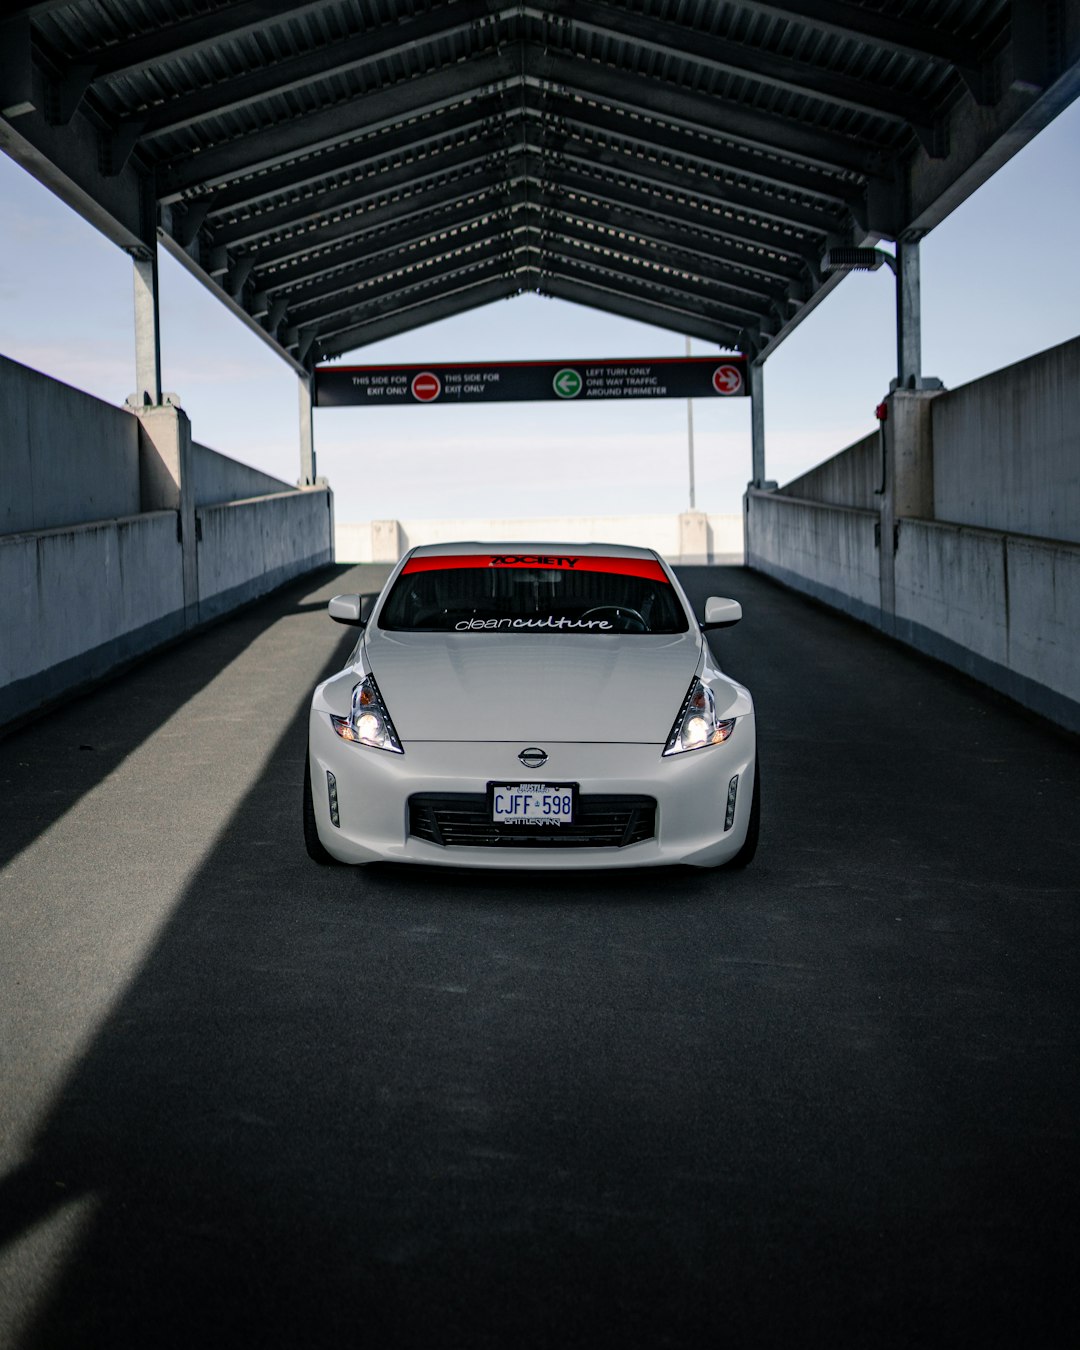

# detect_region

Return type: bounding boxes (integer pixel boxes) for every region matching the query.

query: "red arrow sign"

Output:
[712,364,744,396]
[411,371,441,401]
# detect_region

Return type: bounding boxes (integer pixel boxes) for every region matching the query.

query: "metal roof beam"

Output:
[76,2,345,83]
[272,217,503,313]
[289,210,768,333]
[209,135,510,249]
[156,51,519,201]
[528,49,891,179]
[539,273,743,348]
[535,244,762,328]
[531,202,785,302]
[535,215,780,308]
[315,277,521,360]
[265,194,526,294]
[549,165,813,273]
[249,170,517,273]
[286,237,517,329]
[540,134,840,236]
[192,98,509,218]
[313,255,526,345]
[544,180,807,286]
[557,0,940,136]
[129,0,504,139]
[536,229,766,324]
[540,94,862,209]
[718,1,984,76]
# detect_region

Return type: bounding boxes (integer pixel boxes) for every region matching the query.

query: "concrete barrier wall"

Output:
[744,334,1080,734]
[0,352,141,533]
[0,511,184,723]
[198,489,334,620]
[779,432,881,511]
[932,337,1080,543]
[894,520,1080,727]
[191,442,292,507]
[1,354,334,728]
[744,492,881,623]
[336,513,745,564]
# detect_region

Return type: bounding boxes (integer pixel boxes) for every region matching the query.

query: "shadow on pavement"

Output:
[0,565,380,870]
[3,566,1079,1348]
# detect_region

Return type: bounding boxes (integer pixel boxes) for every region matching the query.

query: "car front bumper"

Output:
[308,708,756,869]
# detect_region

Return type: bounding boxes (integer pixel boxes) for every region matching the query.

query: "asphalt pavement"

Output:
[1,563,1078,1349]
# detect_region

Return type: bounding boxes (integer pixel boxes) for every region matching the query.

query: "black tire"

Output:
[727,760,760,869]
[303,752,338,865]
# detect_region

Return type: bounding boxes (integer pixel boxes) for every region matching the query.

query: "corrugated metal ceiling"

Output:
[3,0,1074,370]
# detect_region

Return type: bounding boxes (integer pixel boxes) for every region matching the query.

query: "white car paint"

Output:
[305,542,757,869]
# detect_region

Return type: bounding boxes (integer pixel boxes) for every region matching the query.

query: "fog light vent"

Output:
[724,775,739,831]
[326,770,340,827]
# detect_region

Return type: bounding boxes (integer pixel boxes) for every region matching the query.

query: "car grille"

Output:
[408,794,656,849]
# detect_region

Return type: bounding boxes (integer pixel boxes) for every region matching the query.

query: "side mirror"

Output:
[328,594,365,627]
[701,596,742,630]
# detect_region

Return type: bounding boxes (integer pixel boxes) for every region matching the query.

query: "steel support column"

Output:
[896,237,921,390]
[749,360,766,487]
[131,246,162,406]
[299,370,316,486]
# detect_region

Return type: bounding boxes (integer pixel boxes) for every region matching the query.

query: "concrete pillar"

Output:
[749,360,766,487]
[299,371,316,485]
[131,247,162,407]
[878,388,940,633]
[678,511,709,563]
[896,238,922,391]
[371,520,402,563]
[133,402,198,624]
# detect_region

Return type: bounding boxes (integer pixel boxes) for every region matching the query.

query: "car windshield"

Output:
[379,552,689,634]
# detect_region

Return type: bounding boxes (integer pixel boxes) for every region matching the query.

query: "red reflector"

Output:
[875,402,889,421]
[402,553,669,582]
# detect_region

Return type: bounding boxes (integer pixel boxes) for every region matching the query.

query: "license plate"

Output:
[490,783,575,826]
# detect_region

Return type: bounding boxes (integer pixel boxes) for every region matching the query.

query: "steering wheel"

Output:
[580,605,648,633]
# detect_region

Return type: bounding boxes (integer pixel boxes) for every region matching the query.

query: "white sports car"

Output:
[304,543,758,869]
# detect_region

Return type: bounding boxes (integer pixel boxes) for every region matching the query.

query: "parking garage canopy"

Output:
[2,1,1079,374]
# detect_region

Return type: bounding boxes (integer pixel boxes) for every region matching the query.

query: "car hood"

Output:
[362,628,705,743]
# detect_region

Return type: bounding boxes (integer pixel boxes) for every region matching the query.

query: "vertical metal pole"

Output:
[299,369,316,485]
[132,247,162,407]
[896,237,922,390]
[685,336,696,510]
[749,360,765,487]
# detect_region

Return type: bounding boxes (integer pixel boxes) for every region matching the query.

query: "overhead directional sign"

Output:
[315,356,749,406]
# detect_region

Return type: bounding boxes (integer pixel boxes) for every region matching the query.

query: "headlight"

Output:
[330,674,403,753]
[663,678,736,756]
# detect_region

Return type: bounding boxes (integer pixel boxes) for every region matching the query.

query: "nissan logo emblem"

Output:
[518,747,548,768]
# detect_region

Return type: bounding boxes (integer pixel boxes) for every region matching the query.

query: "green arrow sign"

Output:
[553,368,582,398]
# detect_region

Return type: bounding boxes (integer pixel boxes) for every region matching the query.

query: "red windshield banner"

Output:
[402,553,669,583]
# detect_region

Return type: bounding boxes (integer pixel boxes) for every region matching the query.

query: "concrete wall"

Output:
[336,513,745,564]
[894,520,1080,727]
[745,494,880,624]
[0,511,184,722]
[198,489,335,620]
[191,442,291,507]
[1,352,141,533]
[745,333,1080,734]
[779,432,881,511]
[932,337,1080,543]
[0,353,334,728]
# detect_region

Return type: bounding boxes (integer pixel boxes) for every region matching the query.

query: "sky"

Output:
[1,97,1079,525]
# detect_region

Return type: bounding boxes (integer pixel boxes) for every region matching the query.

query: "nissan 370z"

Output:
[304,543,759,869]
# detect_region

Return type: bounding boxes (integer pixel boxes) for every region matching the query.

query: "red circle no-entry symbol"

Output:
[712,364,744,396]
[411,371,442,402]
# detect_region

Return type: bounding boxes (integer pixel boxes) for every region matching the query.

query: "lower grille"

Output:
[409,793,656,849]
